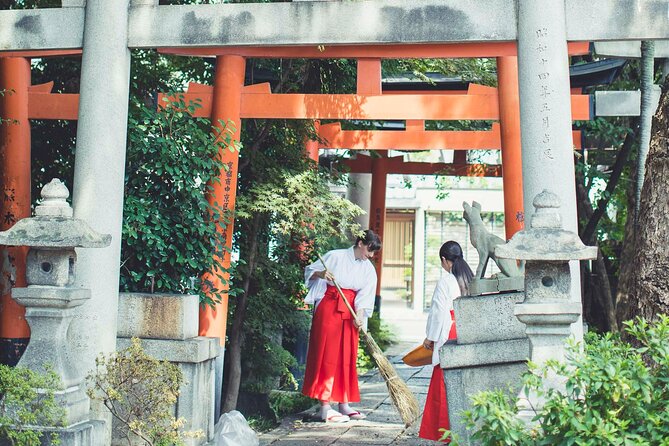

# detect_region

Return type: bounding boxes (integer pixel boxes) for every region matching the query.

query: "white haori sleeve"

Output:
[426,274,460,366]
[353,262,377,318]
[303,250,334,307]
[426,277,450,342]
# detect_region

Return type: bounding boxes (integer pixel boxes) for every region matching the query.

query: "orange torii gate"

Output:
[160,41,591,339]
[0,53,79,364]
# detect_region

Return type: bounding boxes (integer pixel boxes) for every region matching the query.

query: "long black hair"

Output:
[439,241,474,296]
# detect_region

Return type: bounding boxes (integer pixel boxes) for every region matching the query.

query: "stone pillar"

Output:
[497,56,524,239]
[517,0,583,339]
[0,57,31,365]
[346,172,372,229]
[200,54,246,420]
[411,206,426,312]
[496,190,597,421]
[69,0,131,436]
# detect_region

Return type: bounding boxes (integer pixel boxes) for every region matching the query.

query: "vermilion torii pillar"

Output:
[201,55,245,345]
[356,58,387,308]
[497,56,525,238]
[0,57,31,366]
[202,55,245,419]
[305,120,320,164]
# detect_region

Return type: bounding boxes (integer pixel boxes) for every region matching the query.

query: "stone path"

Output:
[258,354,441,446]
[258,294,441,445]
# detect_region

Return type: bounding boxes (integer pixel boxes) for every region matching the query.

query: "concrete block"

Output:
[0,420,105,446]
[115,337,220,445]
[453,292,526,344]
[117,292,199,340]
[594,40,669,58]
[440,338,530,369]
[595,88,661,117]
[444,362,527,445]
[117,336,220,363]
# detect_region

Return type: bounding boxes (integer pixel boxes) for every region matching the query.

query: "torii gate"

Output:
[159,50,589,323]
[1,0,667,431]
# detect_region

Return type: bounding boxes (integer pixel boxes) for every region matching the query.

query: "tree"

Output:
[220,57,365,413]
[616,77,669,325]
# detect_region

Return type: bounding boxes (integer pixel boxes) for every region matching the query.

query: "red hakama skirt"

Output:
[419,309,457,442]
[302,285,360,403]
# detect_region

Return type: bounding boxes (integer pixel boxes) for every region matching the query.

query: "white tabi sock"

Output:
[320,404,332,419]
[338,403,354,415]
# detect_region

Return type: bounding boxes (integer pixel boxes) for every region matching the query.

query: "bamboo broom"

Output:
[317,253,420,427]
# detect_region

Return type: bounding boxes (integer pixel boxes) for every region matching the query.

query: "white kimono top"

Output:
[304,247,377,318]
[425,272,461,365]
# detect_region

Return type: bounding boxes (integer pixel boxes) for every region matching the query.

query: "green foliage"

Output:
[268,390,316,420]
[235,169,364,242]
[383,58,497,87]
[357,313,397,373]
[120,96,235,305]
[457,316,669,445]
[87,338,203,446]
[0,365,64,446]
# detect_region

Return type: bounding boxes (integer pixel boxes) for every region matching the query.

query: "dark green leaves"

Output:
[120,96,235,305]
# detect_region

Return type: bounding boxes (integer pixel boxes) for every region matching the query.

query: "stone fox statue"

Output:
[462,201,524,279]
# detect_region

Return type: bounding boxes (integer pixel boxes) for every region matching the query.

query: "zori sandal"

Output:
[322,409,350,423]
[345,411,366,420]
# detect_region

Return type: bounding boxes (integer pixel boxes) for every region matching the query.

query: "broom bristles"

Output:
[360,329,420,426]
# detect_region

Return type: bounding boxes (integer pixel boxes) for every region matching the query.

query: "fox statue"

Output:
[462,201,524,279]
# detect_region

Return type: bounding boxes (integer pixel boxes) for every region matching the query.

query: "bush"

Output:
[357,312,397,373]
[87,338,203,446]
[268,390,316,419]
[455,315,669,445]
[120,96,236,306]
[0,365,64,445]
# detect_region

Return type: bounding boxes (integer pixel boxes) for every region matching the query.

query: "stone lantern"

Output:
[496,190,597,418]
[0,178,110,441]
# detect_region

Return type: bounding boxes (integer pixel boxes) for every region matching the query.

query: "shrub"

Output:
[357,312,397,373]
[268,390,316,420]
[0,365,64,445]
[86,338,203,446]
[121,96,236,306]
[453,315,669,445]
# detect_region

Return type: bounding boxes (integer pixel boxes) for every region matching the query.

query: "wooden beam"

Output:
[27,92,79,120]
[319,122,582,150]
[342,155,502,176]
[159,42,590,59]
[160,85,591,121]
[319,122,501,150]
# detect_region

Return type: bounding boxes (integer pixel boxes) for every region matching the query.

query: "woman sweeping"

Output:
[419,240,473,442]
[301,230,382,423]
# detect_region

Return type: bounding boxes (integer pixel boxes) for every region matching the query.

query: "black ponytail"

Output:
[439,241,474,296]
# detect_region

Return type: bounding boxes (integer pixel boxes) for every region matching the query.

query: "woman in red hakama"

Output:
[302,286,360,405]
[301,230,381,423]
[419,241,473,442]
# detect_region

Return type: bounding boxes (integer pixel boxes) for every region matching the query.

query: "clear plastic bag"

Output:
[214,410,259,446]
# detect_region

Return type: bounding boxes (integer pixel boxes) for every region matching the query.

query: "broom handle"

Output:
[316,252,363,330]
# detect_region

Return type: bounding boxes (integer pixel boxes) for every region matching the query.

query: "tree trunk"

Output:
[592,248,618,333]
[575,176,618,332]
[617,85,669,325]
[222,214,262,413]
[635,41,654,222]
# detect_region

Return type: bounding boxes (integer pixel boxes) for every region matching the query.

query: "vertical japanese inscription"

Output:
[535,27,554,160]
